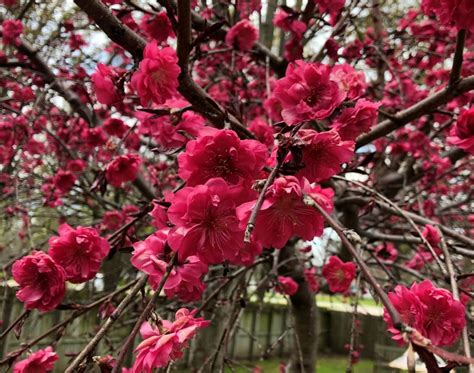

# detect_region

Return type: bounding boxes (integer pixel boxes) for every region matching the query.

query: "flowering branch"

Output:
[356,76,474,147]
[303,196,403,329]
[111,253,177,373]
[64,276,148,372]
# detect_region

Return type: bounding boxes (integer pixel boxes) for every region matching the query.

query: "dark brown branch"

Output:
[449,30,466,87]
[356,76,474,147]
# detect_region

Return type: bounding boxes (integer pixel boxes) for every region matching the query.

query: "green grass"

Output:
[219,356,374,372]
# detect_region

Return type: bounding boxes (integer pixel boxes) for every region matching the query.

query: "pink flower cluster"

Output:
[132,309,209,373]
[13,346,58,373]
[384,280,466,347]
[131,229,208,301]
[421,0,474,32]
[12,224,110,312]
[2,19,23,46]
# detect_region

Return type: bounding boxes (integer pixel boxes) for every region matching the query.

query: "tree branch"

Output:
[356,76,474,147]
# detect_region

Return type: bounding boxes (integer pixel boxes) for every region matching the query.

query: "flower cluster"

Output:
[132,309,209,373]
[12,225,109,312]
[384,280,466,347]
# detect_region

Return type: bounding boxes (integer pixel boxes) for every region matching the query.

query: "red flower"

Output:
[141,12,174,43]
[422,0,474,32]
[273,9,307,38]
[168,178,257,264]
[136,99,205,149]
[103,118,128,138]
[91,63,123,105]
[178,129,267,186]
[273,61,346,125]
[132,309,209,372]
[52,170,76,194]
[12,251,66,312]
[131,229,207,301]
[447,108,474,154]
[105,154,142,187]
[322,256,356,293]
[296,130,354,183]
[330,64,367,100]
[374,243,398,262]
[2,19,23,46]
[48,224,110,283]
[276,276,299,296]
[131,42,180,106]
[249,118,275,147]
[237,176,334,249]
[422,224,441,247]
[332,99,381,141]
[13,346,58,373]
[225,20,259,51]
[384,280,466,347]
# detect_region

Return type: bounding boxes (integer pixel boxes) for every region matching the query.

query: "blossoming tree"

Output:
[0,0,473,372]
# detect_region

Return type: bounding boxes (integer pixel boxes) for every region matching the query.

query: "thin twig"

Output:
[64,276,148,373]
[111,254,177,373]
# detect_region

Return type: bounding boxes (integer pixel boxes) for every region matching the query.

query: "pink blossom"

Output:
[422,0,474,32]
[132,309,209,372]
[304,267,320,293]
[91,63,123,105]
[2,19,23,46]
[13,347,58,373]
[276,276,299,295]
[447,108,474,154]
[374,243,398,262]
[249,118,275,147]
[48,224,110,283]
[322,256,356,294]
[67,159,86,173]
[237,176,334,249]
[225,20,259,51]
[140,12,174,43]
[131,229,207,301]
[52,170,76,194]
[330,64,367,100]
[422,224,441,247]
[406,251,434,271]
[384,280,466,347]
[284,36,303,62]
[295,130,354,183]
[131,43,180,106]
[103,118,128,138]
[167,178,253,264]
[273,61,346,125]
[332,99,381,141]
[12,251,66,312]
[136,99,205,149]
[273,9,307,38]
[149,201,168,229]
[105,154,142,187]
[178,129,267,186]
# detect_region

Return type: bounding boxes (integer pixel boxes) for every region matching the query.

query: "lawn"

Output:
[220,356,374,372]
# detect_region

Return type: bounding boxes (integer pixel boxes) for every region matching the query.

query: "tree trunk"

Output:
[278,243,317,373]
